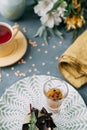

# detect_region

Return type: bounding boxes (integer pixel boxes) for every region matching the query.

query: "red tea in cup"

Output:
[0,25,12,44]
[0,22,19,57]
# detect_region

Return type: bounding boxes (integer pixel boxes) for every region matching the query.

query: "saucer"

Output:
[0,31,27,67]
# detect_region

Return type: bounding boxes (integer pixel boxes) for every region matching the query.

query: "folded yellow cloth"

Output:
[58,30,87,88]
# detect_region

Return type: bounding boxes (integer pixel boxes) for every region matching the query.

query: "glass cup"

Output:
[0,22,19,57]
[43,78,69,113]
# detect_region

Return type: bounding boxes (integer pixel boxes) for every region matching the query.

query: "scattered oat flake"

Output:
[37,49,41,52]
[29,39,37,47]
[6,73,9,77]
[42,43,45,46]
[14,71,26,77]
[19,73,26,76]
[42,62,46,66]
[20,59,26,64]
[11,67,15,70]
[15,72,19,76]
[59,41,62,44]
[23,61,26,64]
[16,70,20,73]
[22,27,27,32]
[28,69,32,72]
[22,73,25,75]
[55,56,59,60]
[47,71,50,75]
[29,56,32,60]
[44,50,48,54]
[32,64,35,67]
[52,45,56,48]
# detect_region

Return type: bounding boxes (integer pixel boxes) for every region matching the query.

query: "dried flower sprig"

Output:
[22,104,56,130]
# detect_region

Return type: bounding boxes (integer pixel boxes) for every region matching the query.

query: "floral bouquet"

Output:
[33,0,86,44]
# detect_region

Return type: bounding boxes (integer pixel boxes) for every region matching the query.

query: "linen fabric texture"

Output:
[58,30,87,88]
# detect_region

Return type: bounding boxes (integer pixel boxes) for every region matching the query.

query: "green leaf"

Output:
[53,27,63,39]
[47,0,64,13]
[79,0,86,3]
[72,29,78,42]
[48,28,54,36]
[29,112,37,130]
[43,30,48,45]
[70,4,78,14]
[29,123,37,130]
[65,3,79,16]
[30,112,37,124]
[34,26,46,37]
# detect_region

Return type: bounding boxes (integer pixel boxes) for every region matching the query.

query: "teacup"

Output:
[0,22,19,57]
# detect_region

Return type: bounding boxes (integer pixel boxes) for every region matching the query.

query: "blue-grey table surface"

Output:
[0,1,87,106]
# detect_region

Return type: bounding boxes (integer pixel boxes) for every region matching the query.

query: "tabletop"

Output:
[0,0,87,107]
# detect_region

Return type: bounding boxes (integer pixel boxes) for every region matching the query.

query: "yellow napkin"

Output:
[58,30,87,88]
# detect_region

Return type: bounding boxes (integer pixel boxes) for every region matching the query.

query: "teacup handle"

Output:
[12,25,19,39]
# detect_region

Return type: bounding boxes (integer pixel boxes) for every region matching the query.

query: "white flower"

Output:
[54,13,62,26]
[56,7,66,18]
[41,13,55,28]
[34,0,67,28]
[40,7,66,28]
[34,0,53,17]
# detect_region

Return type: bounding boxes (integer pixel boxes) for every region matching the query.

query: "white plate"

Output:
[0,75,87,130]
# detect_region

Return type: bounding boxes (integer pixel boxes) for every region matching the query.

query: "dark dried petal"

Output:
[40,107,52,116]
[46,118,56,128]
[36,116,46,125]
[40,107,48,114]
[22,105,56,130]
[22,123,30,130]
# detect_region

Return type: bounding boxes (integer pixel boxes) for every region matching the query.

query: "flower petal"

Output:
[41,14,54,28]
[34,0,53,16]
